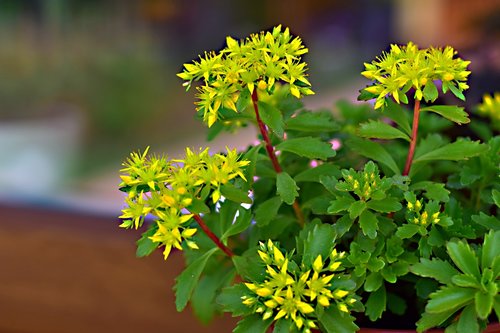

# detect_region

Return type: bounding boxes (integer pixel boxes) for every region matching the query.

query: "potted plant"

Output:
[117,25,499,332]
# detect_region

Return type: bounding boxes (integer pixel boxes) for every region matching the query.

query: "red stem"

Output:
[251,89,282,173]
[403,99,421,176]
[251,89,304,226]
[193,214,233,257]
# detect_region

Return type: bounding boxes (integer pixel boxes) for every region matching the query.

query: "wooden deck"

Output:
[0,204,236,333]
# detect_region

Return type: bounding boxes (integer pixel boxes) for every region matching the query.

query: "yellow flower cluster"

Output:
[477,93,500,128]
[362,42,471,109]
[241,241,355,332]
[119,147,249,259]
[406,198,441,226]
[337,161,387,201]
[178,25,314,127]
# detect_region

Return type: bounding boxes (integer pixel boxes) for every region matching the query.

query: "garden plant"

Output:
[118,25,499,332]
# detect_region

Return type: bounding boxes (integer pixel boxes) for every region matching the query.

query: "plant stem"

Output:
[251,89,305,226]
[403,99,421,176]
[193,213,234,257]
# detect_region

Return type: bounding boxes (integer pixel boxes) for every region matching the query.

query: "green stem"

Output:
[192,213,234,257]
[403,99,421,176]
[251,89,305,226]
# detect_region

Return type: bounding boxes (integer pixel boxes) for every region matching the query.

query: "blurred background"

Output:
[0,1,498,332]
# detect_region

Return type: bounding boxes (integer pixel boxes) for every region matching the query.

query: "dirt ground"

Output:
[0,203,236,333]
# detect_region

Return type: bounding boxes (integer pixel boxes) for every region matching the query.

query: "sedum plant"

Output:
[117,26,499,332]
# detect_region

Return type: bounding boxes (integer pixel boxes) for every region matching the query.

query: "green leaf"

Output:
[457,304,480,333]
[302,223,336,267]
[426,286,475,314]
[328,196,355,214]
[366,285,387,321]
[254,196,282,226]
[420,105,470,124]
[187,198,211,214]
[349,200,366,219]
[273,319,294,333]
[221,207,253,240]
[446,81,466,101]
[381,100,411,136]
[423,81,439,102]
[471,213,499,231]
[318,305,359,333]
[191,267,234,324]
[411,258,460,284]
[136,226,158,257]
[365,272,384,292]
[217,284,254,316]
[367,197,402,213]
[285,111,340,132]
[452,274,479,288]
[232,252,266,282]
[233,314,272,333]
[396,224,420,239]
[174,247,219,311]
[475,291,494,319]
[276,137,336,160]
[294,163,341,183]
[416,308,459,333]
[492,189,500,208]
[482,230,500,270]
[411,181,450,202]
[276,172,300,205]
[359,210,378,239]
[387,292,407,316]
[416,278,439,299]
[447,240,481,279]
[258,101,284,137]
[358,120,410,142]
[220,183,252,204]
[347,137,400,175]
[413,140,488,163]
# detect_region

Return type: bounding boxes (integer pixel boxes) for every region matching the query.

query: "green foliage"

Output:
[116,26,499,333]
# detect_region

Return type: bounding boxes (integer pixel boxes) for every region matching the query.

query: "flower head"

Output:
[477,92,500,130]
[178,25,314,127]
[361,42,471,109]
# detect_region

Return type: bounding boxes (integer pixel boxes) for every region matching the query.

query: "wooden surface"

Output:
[0,203,236,333]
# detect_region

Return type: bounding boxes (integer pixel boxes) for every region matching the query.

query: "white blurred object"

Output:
[0,105,83,199]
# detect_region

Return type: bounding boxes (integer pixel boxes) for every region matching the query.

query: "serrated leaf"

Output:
[457,304,480,333]
[233,314,272,333]
[471,213,499,231]
[276,137,336,160]
[482,230,500,270]
[358,120,410,142]
[411,181,450,202]
[258,101,284,137]
[413,140,488,163]
[254,196,282,226]
[396,224,420,239]
[232,252,266,282]
[387,292,407,316]
[411,258,460,284]
[302,223,336,267]
[276,172,300,205]
[365,272,383,292]
[447,240,481,279]
[328,196,355,214]
[416,308,458,333]
[221,207,253,240]
[294,163,341,182]
[347,137,400,175]
[366,285,387,321]
[220,183,252,204]
[452,274,479,288]
[174,247,218,311]
[285,111,340,132]
[493,189,500,208]
[359,210,378,239]
[475,291,494,319]
[318,305,359,333]
[367,197,402,212]
[423,81,439,102]
[420,105,470,124]
[381,100,411,136]
[217,284,254,316]
[273,319,294,333]
[188,198,210,214]
[349,200,366,219]
[135,226,158,257]
[426,286,475,313]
